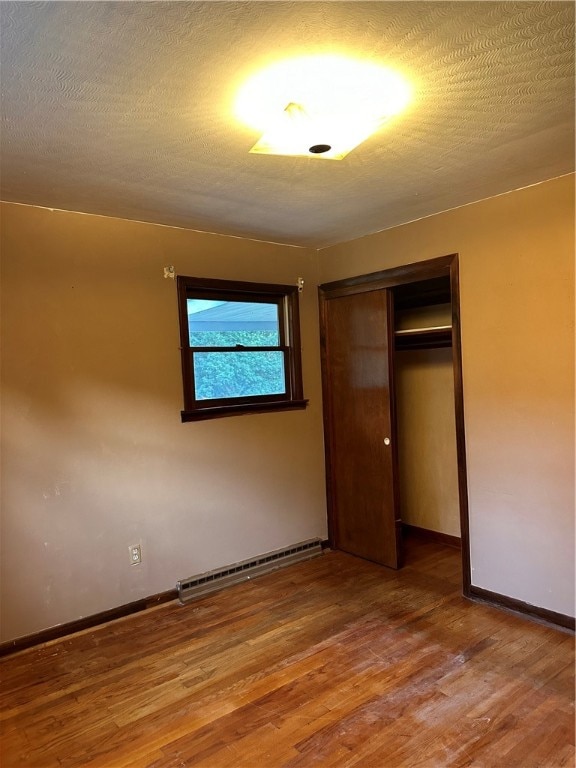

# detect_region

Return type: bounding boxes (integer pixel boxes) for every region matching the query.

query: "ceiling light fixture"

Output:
[235,55,411,160]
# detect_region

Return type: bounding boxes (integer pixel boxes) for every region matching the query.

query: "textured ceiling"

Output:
[1,1,574,248]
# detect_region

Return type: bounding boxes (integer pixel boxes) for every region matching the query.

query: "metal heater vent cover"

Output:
[177,538,323,603]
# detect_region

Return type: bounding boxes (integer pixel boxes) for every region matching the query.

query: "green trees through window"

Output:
[193,333,285,400]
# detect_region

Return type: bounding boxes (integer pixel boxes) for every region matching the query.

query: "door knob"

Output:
[384,437,391,446]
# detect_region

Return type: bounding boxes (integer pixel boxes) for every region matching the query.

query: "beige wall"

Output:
[319,174,575,617]
[395,348,460,537]
[2,173,574,642]
[0,203,327,642]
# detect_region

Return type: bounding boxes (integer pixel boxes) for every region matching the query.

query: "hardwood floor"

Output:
[1,540,574,768]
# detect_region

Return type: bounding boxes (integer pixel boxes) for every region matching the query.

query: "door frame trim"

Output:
[319,254,471,596]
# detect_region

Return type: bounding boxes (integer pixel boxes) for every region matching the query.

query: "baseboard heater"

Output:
[177,538,323,604]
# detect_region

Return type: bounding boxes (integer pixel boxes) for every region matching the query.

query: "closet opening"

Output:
[392,277,462,576]
[319,255,470,595]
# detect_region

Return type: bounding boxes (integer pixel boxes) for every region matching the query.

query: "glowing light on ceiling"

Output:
[235,55,411,160]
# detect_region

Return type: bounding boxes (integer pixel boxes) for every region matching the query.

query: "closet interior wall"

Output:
[392,285,461,542]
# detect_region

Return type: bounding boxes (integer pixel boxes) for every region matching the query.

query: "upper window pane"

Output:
[187,299,280,347]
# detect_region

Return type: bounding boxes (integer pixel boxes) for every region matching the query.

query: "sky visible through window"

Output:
[187,299,225,315]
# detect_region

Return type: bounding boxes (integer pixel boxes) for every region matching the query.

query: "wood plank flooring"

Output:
[0,540,574,767]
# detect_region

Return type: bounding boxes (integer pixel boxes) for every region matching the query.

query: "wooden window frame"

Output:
[177,276,308,421]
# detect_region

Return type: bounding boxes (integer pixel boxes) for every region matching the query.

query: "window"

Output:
[177,276,307,421]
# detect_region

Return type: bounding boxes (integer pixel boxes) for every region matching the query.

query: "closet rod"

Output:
[394,325,452,336]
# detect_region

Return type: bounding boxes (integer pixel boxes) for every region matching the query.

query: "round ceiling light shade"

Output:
[235,55,411,159]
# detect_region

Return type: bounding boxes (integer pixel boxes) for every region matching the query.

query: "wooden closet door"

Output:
[322,289,400,568]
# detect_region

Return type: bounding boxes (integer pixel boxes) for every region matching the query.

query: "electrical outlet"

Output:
[129,544,142,565]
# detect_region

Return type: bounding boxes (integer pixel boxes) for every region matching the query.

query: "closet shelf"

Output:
[394,325,452,350]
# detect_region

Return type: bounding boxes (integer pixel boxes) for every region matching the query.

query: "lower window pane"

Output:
[193,351,286,400]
